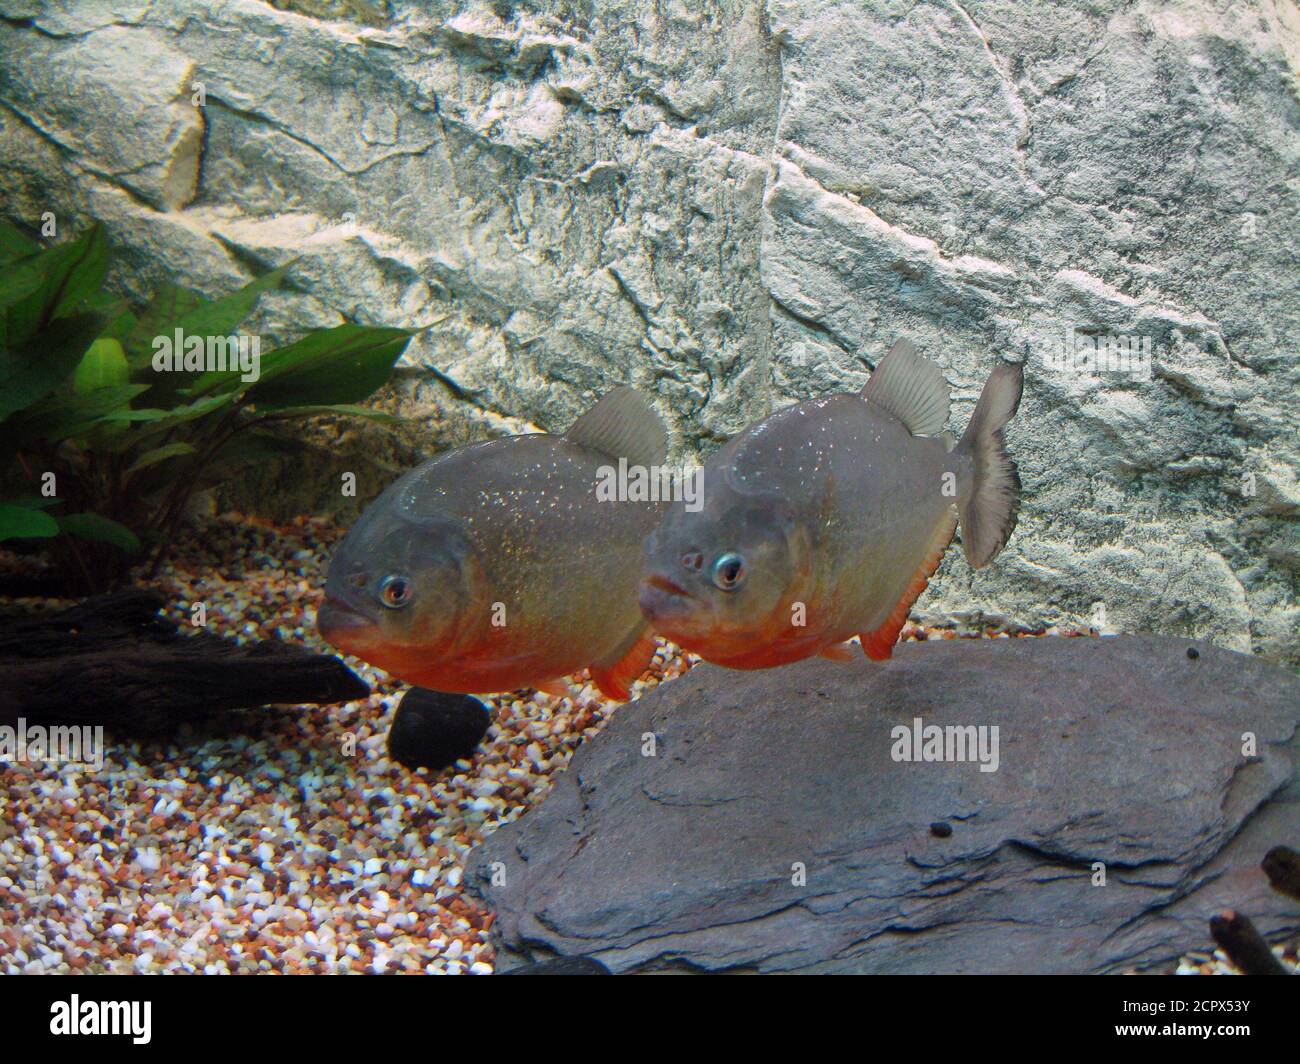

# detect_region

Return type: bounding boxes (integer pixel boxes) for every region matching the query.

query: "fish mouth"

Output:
[646,572,689,597]
[317,596,377,647]
[639,572,697,623]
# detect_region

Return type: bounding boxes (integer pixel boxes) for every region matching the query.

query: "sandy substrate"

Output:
[0,514,1295,975]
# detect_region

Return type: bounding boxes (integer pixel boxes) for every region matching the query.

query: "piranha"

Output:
[318,388,668,700]
[639,340,1023,669]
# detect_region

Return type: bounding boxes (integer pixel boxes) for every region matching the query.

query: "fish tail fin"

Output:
[954,361,1023,568]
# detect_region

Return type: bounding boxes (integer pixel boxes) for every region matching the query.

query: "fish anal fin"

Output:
[819,641,858,662]
[533,678,572,699]
[590,626,658,701]
[860,627,901,662]
[860,509,957,662]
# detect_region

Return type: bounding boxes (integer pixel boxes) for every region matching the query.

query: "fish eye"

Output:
[681,550,704,572]
[379,574,413,609]
[711,552,746,591]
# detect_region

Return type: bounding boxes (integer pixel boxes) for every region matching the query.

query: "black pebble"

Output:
[501,956,611,975]
[1187,647,1199,659]
[387,688,491,771]
[930,821,953,838]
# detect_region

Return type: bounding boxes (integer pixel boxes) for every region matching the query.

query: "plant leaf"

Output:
[125,266,288,380]
[0,220,40,264]
[94,392,236,453]
[74,337,130,393]
[117,392,233,426]
[0,502,59,541]
[101,306,138,342]
[0,258,44,310]
[4,494,59,510]
[0,384,150,444]
[122,283,208,369]
[173,265,288,342]
[0,310,108,424]
[125,441,196,474]
[3,224,109,344]
[56,512,141,554]
[235,323,412,408]
[262,402,399,423]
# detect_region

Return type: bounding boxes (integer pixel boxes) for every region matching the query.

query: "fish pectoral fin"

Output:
[819,641,858,662]
[861,337,950,437]
[565,386,668,467]
[860,509,958,661]
[590,626,658,702]
[533,678,573,699]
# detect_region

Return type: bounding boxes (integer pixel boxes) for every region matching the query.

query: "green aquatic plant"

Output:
[0,220,412,593]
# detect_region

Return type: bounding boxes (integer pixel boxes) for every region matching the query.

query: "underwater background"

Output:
[0,0,1297,975]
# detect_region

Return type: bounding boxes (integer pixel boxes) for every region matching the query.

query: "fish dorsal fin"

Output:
[565,386,668,467]
[861,338,950,437]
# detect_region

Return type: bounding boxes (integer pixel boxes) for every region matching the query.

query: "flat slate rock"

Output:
[466,635,1300,974]
[498,956,611,976]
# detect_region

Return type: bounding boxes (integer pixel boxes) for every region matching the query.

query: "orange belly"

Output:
[368,637,570,694]
[673,615,835,670]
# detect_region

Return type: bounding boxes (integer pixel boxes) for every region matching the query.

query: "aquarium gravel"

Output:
[0,514,695,975]
[0,513,1285,975]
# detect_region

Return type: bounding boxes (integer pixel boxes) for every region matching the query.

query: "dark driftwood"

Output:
[0,589,369,732]
[1263,846,1300,903]
[1209,910,1290,976]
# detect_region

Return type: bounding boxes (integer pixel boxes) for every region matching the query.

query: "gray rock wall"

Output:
[1,1,1296,662]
